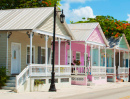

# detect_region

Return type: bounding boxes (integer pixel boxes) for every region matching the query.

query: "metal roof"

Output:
[0,7,54,30]
[68,23,99,41]
[107,36,121,48]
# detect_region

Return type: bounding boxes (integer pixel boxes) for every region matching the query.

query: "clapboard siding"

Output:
[8,31,51,74]
[0,31,7,68]
[37,13,69,37]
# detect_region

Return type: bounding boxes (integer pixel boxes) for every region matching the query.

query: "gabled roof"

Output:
[68,23,108,46]
[0,7,54,30]
[107,34,130,50]
[68,23,98,41]
[0,7,75,40]
[107,37,121,48]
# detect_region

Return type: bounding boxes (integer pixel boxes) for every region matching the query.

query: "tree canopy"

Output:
[72,15,130,44]
[0,0,61,9]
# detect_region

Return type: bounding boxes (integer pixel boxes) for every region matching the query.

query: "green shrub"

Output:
[34,79,44,87]
[0,67,9,88]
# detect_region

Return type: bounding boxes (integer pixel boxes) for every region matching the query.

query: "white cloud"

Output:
[62,0,92,3]
[60,2,96,22]
[127,14,130,22]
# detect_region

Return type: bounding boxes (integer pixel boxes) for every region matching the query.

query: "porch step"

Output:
[9,77,16,80]
[2,76,16,91]
[2,86,15,90]
[7,80,15,83]
[87,81,95,86]
[5,83,15,87]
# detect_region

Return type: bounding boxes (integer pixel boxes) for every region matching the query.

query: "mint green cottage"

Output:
[106,34,130,82]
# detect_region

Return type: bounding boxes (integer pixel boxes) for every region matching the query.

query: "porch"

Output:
[106,48,129,82]
[69,42,107,85]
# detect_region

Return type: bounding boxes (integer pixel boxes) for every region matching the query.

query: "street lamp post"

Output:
[49,4,65,92]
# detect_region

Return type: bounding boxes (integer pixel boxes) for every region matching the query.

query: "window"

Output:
[27,46,35,64]
[84,53,88,66]
[41,48,45,64]
[38,47,51,64]
[76,52,80,61]
[67,50,73,64]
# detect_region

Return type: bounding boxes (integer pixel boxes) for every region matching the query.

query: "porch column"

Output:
[45,35,49,65]
[105,47,106,75]
[119,50,120,67]
[69,41,71,66]
[30,32,33,64]
[45,35,49,76]
[128,52,129,81]
[124,51,125,67]
[114,48,116,82]
[91,45,93,74]
[98,46,100,66]
[85,44,87,66]
[119,50,120,75]
[58,38,61,65]
[98,46,100,74]
[85,43,87,75]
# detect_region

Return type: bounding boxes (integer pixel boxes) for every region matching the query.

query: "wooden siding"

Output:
[0,31,7,67]
[8,31,51,74]
[36,13,70,37]
[119,37,128,49]
[87,26,105,44]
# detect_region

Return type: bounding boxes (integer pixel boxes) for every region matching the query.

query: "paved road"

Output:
[55,86,130,99]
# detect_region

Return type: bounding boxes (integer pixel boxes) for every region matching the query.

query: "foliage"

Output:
[0,0,61,9]
[73,60,81,65]
[73,15,130,44]
[0,67,9,88]
[34,79,44,86]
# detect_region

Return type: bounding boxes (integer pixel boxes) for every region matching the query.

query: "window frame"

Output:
[76,52,81,61]
[41,47,46,64]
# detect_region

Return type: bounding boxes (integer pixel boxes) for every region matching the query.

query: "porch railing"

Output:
[16,66,30,90]
[106,67,115,74]
[91,66,106,75]
[16,64,71,90]
[30,64,71,76]
[118,67,129,74]
[71,66,87,75]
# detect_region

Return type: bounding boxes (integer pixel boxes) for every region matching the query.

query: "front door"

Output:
[11,43,21,74]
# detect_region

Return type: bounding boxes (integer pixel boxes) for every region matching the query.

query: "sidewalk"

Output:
[0,82,130,99]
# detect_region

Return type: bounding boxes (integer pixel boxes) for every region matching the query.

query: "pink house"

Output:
[55,23,109,86]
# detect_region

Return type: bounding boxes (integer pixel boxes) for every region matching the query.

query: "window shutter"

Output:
[48,48,51,64]
[38,46,41,64]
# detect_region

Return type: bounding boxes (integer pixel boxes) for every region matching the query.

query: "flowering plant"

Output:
[73,60,81,65]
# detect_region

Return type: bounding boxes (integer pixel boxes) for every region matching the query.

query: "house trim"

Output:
[33,29,71,40]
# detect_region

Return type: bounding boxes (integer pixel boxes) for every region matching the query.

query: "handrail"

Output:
[16,65,30,90]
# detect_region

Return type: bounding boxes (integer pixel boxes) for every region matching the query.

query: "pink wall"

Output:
[54,42,66,65]
[92,76,107,85]
[66,42,90,66]
[71,77,87,85]
[87,26,105,44]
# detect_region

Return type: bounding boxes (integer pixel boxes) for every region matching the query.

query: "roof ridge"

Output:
[0,7,53,11]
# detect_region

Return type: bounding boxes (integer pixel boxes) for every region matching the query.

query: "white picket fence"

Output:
[16,64,71,90]
[91,66,106,75]
[106,67,115,74]
[71,66,106,75]
[118,67,129,74]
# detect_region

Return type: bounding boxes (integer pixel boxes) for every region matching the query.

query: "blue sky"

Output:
[60,0,130,24]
